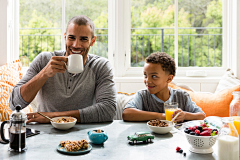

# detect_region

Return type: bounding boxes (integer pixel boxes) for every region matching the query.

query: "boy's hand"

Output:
[172,109,186,122]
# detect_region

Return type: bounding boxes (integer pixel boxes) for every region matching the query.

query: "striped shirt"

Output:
[124,88,204,114]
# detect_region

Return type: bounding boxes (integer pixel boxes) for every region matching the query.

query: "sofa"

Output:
[1,60,240,121]
[114,68,240,120]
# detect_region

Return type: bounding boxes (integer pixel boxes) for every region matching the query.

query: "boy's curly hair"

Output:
[145,52,176,76]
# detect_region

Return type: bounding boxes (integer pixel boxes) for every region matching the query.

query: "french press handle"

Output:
[0,121,10,143]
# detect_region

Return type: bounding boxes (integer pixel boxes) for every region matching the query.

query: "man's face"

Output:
[64,23,96,64]
[143,63,173,96]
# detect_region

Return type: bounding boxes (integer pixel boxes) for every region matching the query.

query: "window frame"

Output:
[111,0,228,77]
[7,0,240,78]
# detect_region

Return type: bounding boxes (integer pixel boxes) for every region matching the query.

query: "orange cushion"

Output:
[168,83,191,92]
[169,83,240,117]
[0,60,33,122]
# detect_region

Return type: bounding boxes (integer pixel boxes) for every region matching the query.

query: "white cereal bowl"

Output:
[184,133,218,154]
[51,117,77,130]
[147,120,174,134]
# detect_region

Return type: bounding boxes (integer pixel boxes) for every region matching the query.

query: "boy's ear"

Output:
[167,75,174,83]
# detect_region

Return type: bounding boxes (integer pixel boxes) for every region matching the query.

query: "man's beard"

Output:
[66,44,91,58]
[82,45,91,59]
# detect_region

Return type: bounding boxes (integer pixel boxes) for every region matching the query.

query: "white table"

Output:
[0,120,230,160]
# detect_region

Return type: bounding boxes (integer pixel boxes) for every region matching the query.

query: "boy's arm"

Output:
[173,110,205,122]
[184,112,206,120]
[173,94,206,122]
[122,108,165,121]
[122,92,165,121]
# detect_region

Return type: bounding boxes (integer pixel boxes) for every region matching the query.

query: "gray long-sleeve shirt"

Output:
[9,51,117,123]
[124,88,204,114]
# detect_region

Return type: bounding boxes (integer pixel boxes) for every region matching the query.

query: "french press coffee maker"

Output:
[0,105,27,152]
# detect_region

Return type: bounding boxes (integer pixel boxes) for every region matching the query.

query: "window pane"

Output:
[131,0,175,67]
[19,0,62,67]
[178,0,222,67]
[65,0,108,58]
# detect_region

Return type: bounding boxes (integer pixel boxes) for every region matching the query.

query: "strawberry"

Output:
[202,127,208,131]
[200,130,211,136]
[176,147,181,152]
[192,126,197,131]
[211,131,218,136]
[203,128,212,131]
[200,123,207,128]
[195,129,200,134]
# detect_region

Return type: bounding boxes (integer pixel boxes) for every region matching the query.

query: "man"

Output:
[9,15,117,123]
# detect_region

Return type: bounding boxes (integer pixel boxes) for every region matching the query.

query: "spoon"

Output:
[37,112,53,122]
[171,112,181,123]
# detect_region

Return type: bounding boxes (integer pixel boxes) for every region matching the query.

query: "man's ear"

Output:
[64,32,66,41]
[90,36,97,46]
[167,75,174,83]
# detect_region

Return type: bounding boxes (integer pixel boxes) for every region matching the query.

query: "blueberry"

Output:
[212,129,218,132]
[184,129,189,134]
[187,129,191,133]
[183,152,186,156]
[179,149,183,153]
[197,126,203,131]
[190,132,195,135]
[195,133,200,136]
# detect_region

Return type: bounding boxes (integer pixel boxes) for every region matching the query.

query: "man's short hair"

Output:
[145,51,176,76]
[66,15,95,38]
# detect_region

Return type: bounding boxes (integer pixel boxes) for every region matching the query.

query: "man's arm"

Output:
[27,110,80,123]
[78,59,117,123]
[21,56,67,103]
[9,53,67,110]
[122,108,165,121]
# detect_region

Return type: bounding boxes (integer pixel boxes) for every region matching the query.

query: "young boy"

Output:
[122,52,206,122]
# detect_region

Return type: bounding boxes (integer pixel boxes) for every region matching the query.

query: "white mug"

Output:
[65,54,84,74]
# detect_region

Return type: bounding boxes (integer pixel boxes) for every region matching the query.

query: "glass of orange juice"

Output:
[232,116,240,156]
[164,102,178,121]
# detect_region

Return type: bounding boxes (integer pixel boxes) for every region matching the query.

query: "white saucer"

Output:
[189,146,213,154]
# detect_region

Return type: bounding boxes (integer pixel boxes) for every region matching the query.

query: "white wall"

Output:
[114,77,220,93]
[237,0,240,78]
[0,1,7,66]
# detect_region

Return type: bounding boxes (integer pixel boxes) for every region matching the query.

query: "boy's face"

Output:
[143,63,173,95]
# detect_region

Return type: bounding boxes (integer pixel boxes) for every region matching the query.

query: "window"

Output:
[19,0,108,67]
[125,0,224,77]
[65,0,108,58]
[19,0,62,66]
[10,0,234,77]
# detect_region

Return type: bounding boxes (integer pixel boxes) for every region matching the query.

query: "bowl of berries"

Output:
[184,122,218,154]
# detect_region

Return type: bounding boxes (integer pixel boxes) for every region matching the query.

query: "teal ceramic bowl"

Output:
[87,130,108,144]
